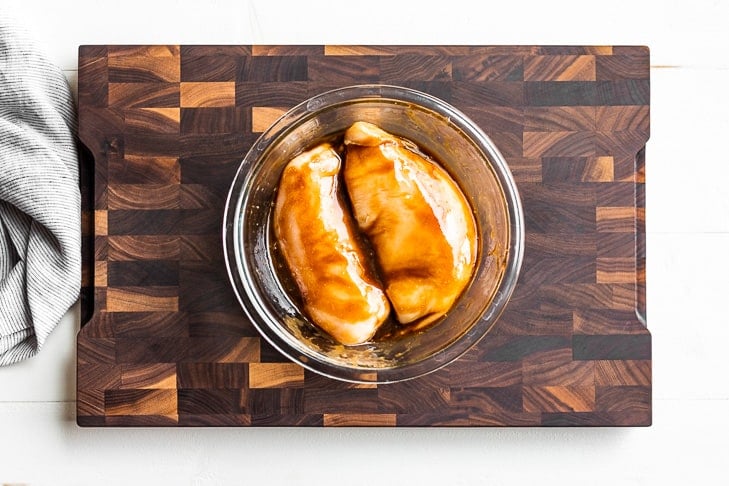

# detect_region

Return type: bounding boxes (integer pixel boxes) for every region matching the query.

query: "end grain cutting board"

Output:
[77,45,650,426]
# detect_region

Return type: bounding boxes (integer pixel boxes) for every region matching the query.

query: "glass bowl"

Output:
[223,85,524,384]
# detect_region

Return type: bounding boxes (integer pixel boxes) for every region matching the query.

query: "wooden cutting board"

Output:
[77,45,650,426]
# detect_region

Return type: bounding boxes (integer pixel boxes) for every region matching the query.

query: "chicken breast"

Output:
[343,121,477,328]
[273,143,390,345]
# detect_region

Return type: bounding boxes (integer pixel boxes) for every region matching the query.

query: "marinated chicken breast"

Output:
[273,143,390,345]
[343,121,477,328]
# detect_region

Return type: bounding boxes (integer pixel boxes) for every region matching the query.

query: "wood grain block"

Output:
[120,363,177,389]
[573,309,648,335]
[110,155,180,184]
[77,45,650,427]
[108,45,180,58]
[523,349,595,386]
[252,45,322,56]
[453,55,523,82]
[106,287,179,312]
[595,386,650,414]
[249,363,305,388]
[78,389,105,418]
[180,82,235,107]
[595,360,651,386]
[108,54,180,83]
[596,206,638,232]
[177,363,247,389]
[125,107,180,134]
[108,82,180,108]
[181,46,247,81]
[450,386,524,414]
[105,389,177,417]
[108,184,180,210]
[596,105,649,132]
[506,157,542,182]
[324,45,395,56]
[251,107,287,132]
[186,337,260,363]
[94,210,107,236]
[236,81,308,107]
[107,235,180,261]
[596,257,636,283]
[94,261,107,287]
[238,56,308,82]
[522,385,595,413]
[542,156,614,182]
[524,55,596,81]
[524,106,596,131]
[177,388,240,415]
[77,364,121,390]
[596,52,650,80]
[323,414,397,427]
[523,131,595,158]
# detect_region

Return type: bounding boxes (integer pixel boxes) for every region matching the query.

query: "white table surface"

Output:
[1,0,728,484]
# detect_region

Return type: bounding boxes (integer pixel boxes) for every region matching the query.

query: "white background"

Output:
[1,0,728,484]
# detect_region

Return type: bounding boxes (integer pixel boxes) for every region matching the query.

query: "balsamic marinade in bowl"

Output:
[223,85,524,383]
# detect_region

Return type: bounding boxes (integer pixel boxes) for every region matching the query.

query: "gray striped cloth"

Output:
[0,19,80,365]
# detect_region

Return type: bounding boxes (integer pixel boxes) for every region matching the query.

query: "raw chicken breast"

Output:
[343,121,477,328]
[273,143,390,345]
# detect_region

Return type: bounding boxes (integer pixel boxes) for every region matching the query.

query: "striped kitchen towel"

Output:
[0,18,80,365]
